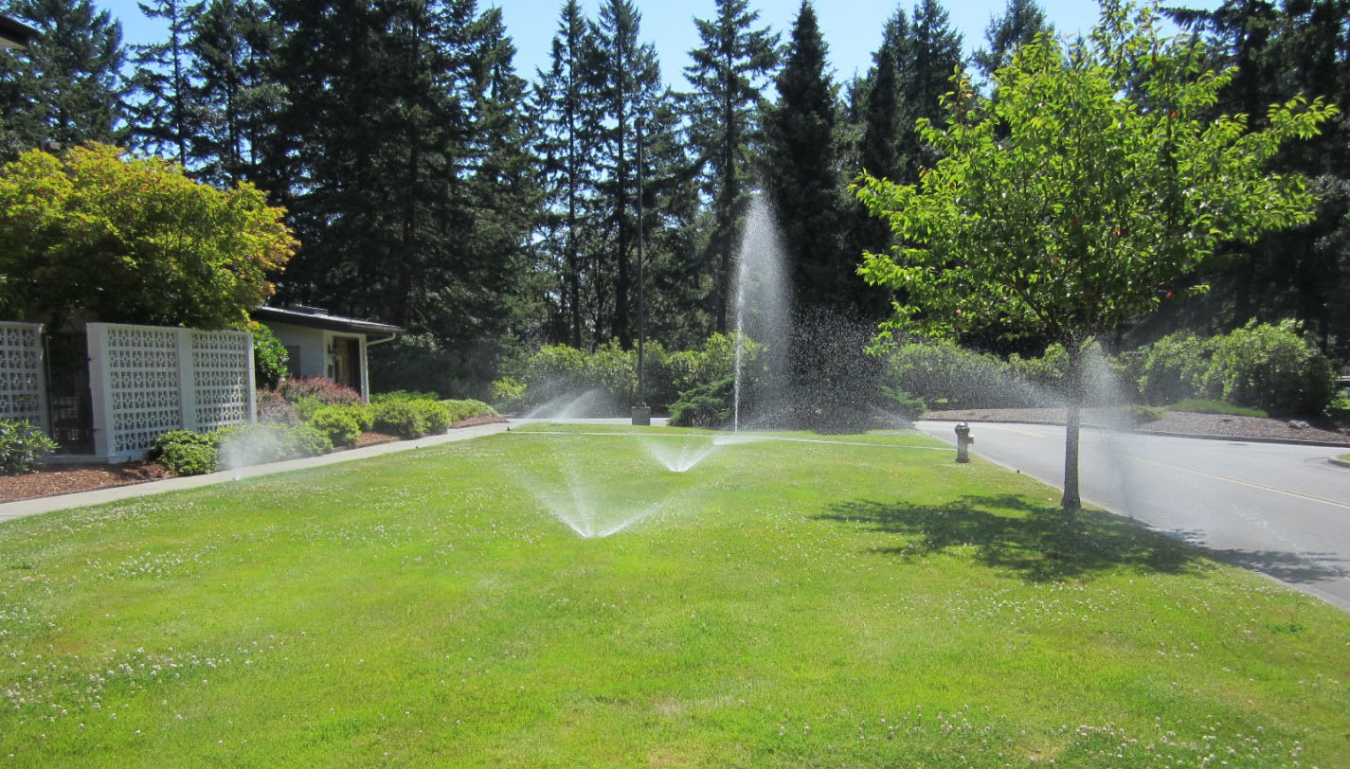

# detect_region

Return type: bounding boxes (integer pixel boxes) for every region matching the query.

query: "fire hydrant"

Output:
[954,422,974,463]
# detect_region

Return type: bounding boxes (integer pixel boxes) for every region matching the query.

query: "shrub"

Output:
[255,389,299,425]
[878,386,927,421]
[585,339,638,403]
[348,404,375,432]
[215,423,333,467]
[277,377,361,407]
[669,377,734,428]
[252,325,289,390]
[442,399,498,424]
[373,400,427,438]
[886,341,1021,409]
[0,419,58,475]
[1137,332,1216,406]
[1202,320,1338,416]
[149,430,218,476]
[308,405,362,447]
[522,344,589,402]
[489,376,527,412]
[418,401,452,435]
[292,395,325,422]
[287,424,333,457]
[370,390,439,404]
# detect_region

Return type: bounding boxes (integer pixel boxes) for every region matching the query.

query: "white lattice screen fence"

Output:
[0,322,47,430]
[191,330,252,431]
[88,323,255,460]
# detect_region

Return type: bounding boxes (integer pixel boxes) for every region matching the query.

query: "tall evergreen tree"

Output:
[271,0,535,355]
[895,0,963,183]
[684,0,779,333]
[764,0,845,315]
[972,0,1052,82]
[449,5,540,355]
[1161,0,1348,348]
[844,41,900,268]
[187,0,283,187]
[589,0,663,347]
[534,0,599,348]
[127,0,199,163]
[0,0,125,155]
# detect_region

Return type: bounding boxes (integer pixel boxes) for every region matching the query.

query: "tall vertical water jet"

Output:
[732,193,791,430]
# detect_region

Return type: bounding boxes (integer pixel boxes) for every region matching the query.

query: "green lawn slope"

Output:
[1,428,1345,767]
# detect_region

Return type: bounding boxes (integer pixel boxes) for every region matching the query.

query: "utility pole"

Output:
[631,117,650,426]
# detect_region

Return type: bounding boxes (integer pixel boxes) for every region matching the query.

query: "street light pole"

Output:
[632,117,650,426]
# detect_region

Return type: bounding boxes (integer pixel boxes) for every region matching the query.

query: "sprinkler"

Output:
[954,423,974,463]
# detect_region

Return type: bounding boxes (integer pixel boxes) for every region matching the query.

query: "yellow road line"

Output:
[1130,455,1350,512]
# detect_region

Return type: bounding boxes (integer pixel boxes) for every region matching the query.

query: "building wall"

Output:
[265,322,326,381]
[260,321,370,401]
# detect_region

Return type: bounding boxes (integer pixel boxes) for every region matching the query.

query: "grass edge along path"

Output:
[1,427,1347,768]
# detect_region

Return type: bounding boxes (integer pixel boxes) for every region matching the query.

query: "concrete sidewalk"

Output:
[0,422,510,523]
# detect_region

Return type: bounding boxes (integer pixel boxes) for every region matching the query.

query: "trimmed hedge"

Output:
[151,423,335,476]
[373,400,427,439]
[308,405,362,447]
[149,430,219,475]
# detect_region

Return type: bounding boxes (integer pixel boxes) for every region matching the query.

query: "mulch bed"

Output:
[923,407,1350,446]
[0,460,174,504]
[0,416,510,505]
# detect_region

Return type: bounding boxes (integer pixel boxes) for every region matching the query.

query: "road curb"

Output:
[1330,457,1350,470]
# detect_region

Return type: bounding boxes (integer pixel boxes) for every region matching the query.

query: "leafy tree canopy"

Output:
[0,142,296,329]
[855,2,1332,351]
[853,1,1334,508]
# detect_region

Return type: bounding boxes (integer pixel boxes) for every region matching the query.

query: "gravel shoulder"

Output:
[923,407,1350,446]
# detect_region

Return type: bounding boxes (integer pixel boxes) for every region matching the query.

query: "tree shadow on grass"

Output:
[817,495,1210,583]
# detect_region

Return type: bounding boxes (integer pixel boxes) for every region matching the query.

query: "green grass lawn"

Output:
[2,427,1348,767]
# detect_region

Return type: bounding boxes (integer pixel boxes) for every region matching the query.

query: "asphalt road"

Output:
[916,420,1350,610]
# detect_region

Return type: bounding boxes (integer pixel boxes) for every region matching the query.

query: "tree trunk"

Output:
[1060,343,1084,512]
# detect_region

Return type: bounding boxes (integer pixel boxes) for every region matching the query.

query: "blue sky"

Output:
[102,0,1219,88]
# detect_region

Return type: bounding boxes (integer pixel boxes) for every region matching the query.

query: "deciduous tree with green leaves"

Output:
[0,142,296,329]
[853,3,1334,511]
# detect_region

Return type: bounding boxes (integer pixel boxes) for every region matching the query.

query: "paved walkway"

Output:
[0,422,510,523]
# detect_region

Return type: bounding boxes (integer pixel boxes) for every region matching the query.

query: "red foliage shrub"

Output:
[277,377,361,407]
[255,389,300,425]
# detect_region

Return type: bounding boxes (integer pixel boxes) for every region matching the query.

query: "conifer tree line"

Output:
[2,0,1349,394]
